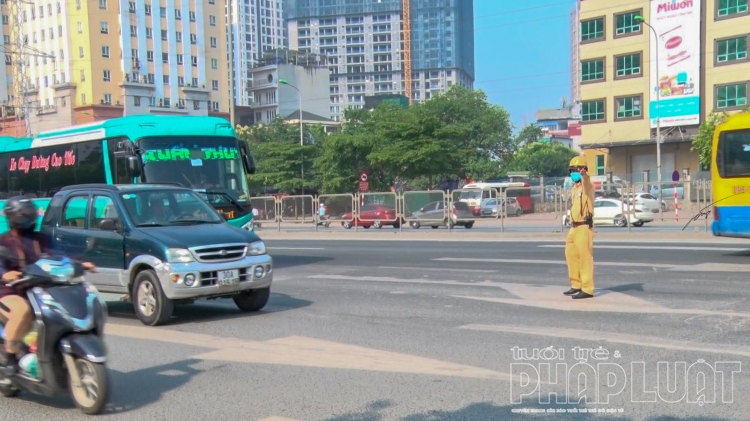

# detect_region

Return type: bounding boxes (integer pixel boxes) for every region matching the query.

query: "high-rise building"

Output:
[576,0,750,183]
[229,0,286,107]
[0,0,283,136]
[286,0,475,122]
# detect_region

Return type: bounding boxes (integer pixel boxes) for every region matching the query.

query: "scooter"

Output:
[0,249,109,415]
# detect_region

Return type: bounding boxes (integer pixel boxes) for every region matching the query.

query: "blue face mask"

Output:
[570,172,582,182]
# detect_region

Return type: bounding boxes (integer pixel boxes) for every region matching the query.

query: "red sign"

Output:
[359,172,368,182]
[9,150,76,174]
[359,181,369,192]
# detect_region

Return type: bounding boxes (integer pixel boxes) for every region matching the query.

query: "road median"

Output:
[255,229,746,243]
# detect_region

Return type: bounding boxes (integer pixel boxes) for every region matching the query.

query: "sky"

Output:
[473,0,575,132]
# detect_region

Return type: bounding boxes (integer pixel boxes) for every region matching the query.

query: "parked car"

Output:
[563,198,654,227]
[649,185,685,200]
[341,203,401,229]
[624,192,667,213]
[595,190,621,200]
[480,198,523,217]
[409,201,475,229]
[40,183,273,326]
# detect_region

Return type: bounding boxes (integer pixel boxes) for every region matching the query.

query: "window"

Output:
[717,0,748,17]
[615,11,641,36]
[190,34,197,44]
[134,96,141,106]
[177,54,183,64]
[0,141,106,199]
[98,0,106,9]
[595,155,605,176]
[175,9,181,19]
[103,70,111,81]
[615,95,642,119]
[80,70,85,81]
[615,53,641,78]
[103,93,112,104]
[101,46,110,57]
[717,129,750,178]
[581,99,605,122]
[79,46,84,58]
[716,82,748,109]
[581,58,604,82]
[147,51,154,62]
[100,22,108,33]
[90,196,120,231]
[580,17,604,42]
[716,36,748,63]
[63,197,89,228]
[145,4,151,15]
[191,56,198,66]
[175,32,182,42]
[189,11,196,21]
[130,25,137,36]
[160,7,166,18]
[212,80,219,90]
[210,15,216,26]
[210,37,217,48]
[161,30,167,40]
[163,75,169,85]
[211,58,218,69]
[146,28,152,38]
[162,52,169,63]
[77,22,82,33]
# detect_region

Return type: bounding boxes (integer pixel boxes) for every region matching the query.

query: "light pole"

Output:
[635,15,663,212]
[279,78,304,195]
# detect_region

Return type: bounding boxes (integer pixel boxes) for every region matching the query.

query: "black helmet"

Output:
[3,196,38,230]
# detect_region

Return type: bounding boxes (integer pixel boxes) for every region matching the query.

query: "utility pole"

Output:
[227,0,236,128]
[5,0,55,137]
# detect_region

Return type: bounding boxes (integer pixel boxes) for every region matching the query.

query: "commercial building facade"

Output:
[576,0,750,182]
[286,0,475,122]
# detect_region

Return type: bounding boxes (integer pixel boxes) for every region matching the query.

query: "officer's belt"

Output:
[570,221,589,227]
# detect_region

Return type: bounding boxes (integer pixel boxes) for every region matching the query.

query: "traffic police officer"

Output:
[564,156,595,299]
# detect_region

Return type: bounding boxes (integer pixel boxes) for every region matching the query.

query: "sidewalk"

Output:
[255,229,747,243]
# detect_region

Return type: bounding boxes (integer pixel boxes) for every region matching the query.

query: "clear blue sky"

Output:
[473,0,574,131]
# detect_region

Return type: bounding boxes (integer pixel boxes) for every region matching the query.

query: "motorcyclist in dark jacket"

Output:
[0,197,95,375]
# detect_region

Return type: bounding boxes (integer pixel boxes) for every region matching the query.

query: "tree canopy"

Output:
[237,86,580,194]
[691,107,750,168]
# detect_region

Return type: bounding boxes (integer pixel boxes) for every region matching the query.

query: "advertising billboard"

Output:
[648,0,701,128]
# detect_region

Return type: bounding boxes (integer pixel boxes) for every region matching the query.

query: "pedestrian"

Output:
[563,156,595,299]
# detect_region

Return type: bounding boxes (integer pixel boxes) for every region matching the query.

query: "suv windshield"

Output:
[137,136,250,204]
[120,189,224,226]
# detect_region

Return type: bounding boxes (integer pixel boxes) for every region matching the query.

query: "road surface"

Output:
[4,239,749,420]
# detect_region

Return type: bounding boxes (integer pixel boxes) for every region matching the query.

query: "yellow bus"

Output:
[711,112,750,238]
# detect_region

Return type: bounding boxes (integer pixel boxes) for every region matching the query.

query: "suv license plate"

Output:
[218,269,240,286]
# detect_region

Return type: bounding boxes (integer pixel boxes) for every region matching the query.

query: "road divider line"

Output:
[432,257,676,268]
[378,266,497,273]
[267,247,326,250]
[307,274,505,288]
[538,245,746,251]
[459,324,750,357]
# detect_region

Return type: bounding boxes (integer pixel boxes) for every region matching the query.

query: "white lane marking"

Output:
[432,257,676,268]
[307,274,505,288]
[259,237,746,245]
[267,247,326,250]
[459,324,750,357]
[378,266,497,273]
[538,245,746,251]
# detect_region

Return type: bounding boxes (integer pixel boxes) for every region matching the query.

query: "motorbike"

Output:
[0,248,109,415]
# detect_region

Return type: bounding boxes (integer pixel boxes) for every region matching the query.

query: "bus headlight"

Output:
[246,241,266,256]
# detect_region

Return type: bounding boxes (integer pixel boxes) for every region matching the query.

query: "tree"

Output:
[514,124,544,147]
[236,119,322,193]
[504,141,579,178]
[691,107,750,168]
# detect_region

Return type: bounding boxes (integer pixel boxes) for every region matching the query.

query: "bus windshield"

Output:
[459,190,482,200]
[718,129,750,178]
[138,137,250,203]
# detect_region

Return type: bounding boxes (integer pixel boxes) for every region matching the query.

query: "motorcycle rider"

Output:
[0,197,95,375]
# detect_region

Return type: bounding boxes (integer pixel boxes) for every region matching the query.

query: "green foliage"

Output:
[236,119,322,193]
[692,107,750,168]
[505,141,579,178]
[514,124,544,147]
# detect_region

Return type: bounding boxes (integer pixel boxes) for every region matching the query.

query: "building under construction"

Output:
[286,0,475,122]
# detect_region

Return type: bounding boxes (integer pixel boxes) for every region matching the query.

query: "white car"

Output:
[624,192,667,213]
[564,198,654,227]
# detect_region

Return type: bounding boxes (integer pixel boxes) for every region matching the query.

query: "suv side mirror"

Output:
[99,219,118,231]
[126,155,143,178]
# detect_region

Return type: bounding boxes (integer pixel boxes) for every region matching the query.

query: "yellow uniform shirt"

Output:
[569,174,595,223]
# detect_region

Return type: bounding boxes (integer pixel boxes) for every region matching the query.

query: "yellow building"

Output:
[1,0,254,135]
[577,0,750,182]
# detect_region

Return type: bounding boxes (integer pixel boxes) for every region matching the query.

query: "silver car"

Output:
[409,201,475,229]
[480,198,522,217]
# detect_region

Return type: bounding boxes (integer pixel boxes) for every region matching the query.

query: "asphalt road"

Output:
[4,239,750,420]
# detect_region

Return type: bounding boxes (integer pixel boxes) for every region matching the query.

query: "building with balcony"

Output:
[576,0,750,183]
[536,101,582,152]
[286,0,474,122]
[248,49,331,125]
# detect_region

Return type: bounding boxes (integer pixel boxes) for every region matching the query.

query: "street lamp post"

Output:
[279,78,304,195]
[635,15,663,214]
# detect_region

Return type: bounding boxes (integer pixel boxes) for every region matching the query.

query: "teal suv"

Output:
[40,183,273,326]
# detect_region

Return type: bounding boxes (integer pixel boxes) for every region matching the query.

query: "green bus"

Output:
[0,115,256,232]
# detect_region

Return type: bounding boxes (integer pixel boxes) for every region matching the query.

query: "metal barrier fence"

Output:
[248,182,714,233]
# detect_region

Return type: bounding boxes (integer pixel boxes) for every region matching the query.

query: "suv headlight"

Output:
[247,241,266,256]
[166,248,194,263]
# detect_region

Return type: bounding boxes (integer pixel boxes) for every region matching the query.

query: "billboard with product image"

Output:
[648,0,701,128]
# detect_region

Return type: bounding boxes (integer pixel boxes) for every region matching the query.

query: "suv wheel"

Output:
[132,270,173,326]
[234,287,270,312]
